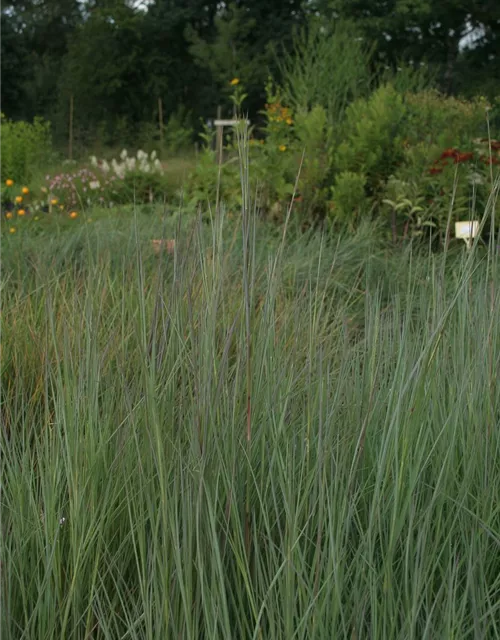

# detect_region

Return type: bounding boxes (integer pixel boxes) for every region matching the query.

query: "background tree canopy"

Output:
[1,0,498,149]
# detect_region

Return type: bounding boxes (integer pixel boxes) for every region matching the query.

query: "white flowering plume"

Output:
[90,149,163,179]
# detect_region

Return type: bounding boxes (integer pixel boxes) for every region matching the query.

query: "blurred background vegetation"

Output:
[2,0,499,150]
[1,0,500,242]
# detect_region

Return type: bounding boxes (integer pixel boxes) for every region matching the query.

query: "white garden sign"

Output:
[455,220,479,250]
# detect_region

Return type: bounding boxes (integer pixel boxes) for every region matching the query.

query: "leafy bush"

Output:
[384,92,497,239]
[332,84,406,191]
[402,90,490,150]
[330,171,367,224]
[1,114,54,183]
[163,106,194,154]
[186,84,298,217]
[293,105,331,217]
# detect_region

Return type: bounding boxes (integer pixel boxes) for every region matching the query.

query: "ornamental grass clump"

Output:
[2,135,499,638]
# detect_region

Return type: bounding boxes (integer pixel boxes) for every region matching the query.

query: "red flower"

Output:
[440,148,459,160]
[454,152,474,163]
[481,155,500,165]
[429,166,443,175]
[479,139,500,150]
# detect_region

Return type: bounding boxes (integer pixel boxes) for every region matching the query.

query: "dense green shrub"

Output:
[385,92,497,239]
[1,114,54,183]
[324,85,498,239]
[293,105,331,216]
[330,171,368,224]
[332,85,406,191]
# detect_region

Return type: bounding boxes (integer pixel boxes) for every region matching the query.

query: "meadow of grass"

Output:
[2,165,500,638]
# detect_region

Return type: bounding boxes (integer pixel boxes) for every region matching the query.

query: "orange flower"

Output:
[5,211,13,219]
[69,211,78,219]
[17,209,26,216]
[21,186,29,195]
[5,179,14,187]
[15,195,23,204]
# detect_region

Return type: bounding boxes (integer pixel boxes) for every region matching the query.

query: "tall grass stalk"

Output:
[2,169,500,638]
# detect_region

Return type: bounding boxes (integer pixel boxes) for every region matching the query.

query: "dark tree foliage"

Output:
[1,0,498,149]
[316,0,500,95]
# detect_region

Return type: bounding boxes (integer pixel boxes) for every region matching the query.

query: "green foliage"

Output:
[186,144,220,210]
[321,0,500,96]
[293,105,331,215]
[333,84,406,190]
[0,114,54,183]
[403,90,490,150]
[279,18,373,128]
[59,5,146,140]
[2,0,498,152]
[163,106,194,154]
[386,92,496,237]
[186,3,262,101]
[0,12,30,118]
[330,170,367,223]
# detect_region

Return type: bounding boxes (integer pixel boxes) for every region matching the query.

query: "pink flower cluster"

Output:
[46,167,120,208]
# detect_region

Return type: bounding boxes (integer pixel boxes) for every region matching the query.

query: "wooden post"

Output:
[158,97,164,147]
[68,94,74,161]
[215,105,223,166]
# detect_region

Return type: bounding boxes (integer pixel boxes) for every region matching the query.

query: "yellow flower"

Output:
[5,211,13,219]
[51,198,58,205]
[9,227,16,234]
[230,78,240,86]
[17,209,26,216]
[59,205,64,210]
[15,195,23,203]
[279,145,287,152]
[22,186,29,195]
[5,179,14,187]
[286,118,293,125]
[69,211,78,219]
